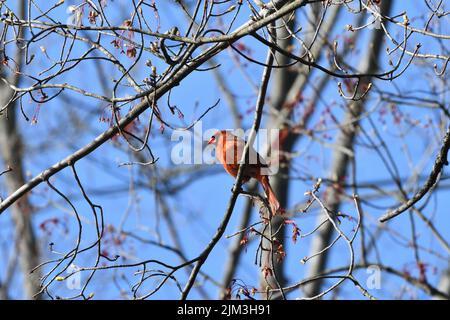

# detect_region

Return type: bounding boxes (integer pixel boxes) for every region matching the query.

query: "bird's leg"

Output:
[231,184,244,193]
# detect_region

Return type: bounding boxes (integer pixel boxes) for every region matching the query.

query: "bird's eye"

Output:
[208,135,216,145]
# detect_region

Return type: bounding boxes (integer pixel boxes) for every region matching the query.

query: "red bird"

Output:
[208,130,281,215]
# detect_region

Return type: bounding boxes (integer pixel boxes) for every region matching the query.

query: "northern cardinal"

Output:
[208,130,281,215]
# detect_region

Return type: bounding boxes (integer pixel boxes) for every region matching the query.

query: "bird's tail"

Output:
[259,175,281,215]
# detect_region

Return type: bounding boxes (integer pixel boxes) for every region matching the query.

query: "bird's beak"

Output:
[207,136,215,145]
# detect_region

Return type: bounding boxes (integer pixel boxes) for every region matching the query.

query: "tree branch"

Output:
[379,126,450,222]
[0,0,309,216]
[181,33,275,299]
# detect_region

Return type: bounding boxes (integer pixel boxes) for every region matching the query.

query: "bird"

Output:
[208,130,281,215]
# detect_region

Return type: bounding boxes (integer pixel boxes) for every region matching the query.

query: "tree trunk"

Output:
[303,0,393,298]
[0,0,42,299]
[0,89,43,299]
